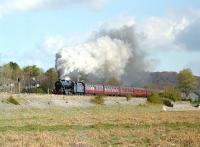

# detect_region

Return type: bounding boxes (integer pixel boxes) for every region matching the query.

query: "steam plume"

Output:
[55,20,149,85]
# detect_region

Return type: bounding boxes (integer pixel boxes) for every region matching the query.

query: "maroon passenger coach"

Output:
[85,84,150,97]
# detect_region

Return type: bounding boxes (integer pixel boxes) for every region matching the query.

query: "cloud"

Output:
[0,0,108,16]
[176,19,200,51]
[137,10,200,53]
[99,15,135,30]
[40,36,66,55]
[189,59,200,75]
[134,10,200,75]
[136,16,189,52]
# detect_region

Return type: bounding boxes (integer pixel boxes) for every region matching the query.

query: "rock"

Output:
[163,98,173,107]
[193,104,199,107]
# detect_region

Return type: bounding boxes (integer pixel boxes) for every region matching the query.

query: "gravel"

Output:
[0,93,147,109]
[163,101,200,111]
[1,93,199,111]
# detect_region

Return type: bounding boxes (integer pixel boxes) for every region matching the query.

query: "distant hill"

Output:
[147,71,200,89]
[149,72,178,85]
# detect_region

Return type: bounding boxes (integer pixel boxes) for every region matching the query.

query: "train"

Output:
[53,79,151,97]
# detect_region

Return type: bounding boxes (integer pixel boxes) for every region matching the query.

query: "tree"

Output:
[23,65,40,78]
[1,64,12,80]
[22,65,42,91]
[0,62,21,93]
[106,77,120,86]
[177,69,198,97]
[40,68,57,93]
[9,62,21,80]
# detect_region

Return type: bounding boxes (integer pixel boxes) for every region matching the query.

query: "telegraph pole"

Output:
[18,78,21,94]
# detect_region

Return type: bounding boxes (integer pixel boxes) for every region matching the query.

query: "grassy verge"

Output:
[191,101,200,105]
[0,104,200,146]
[90,95,104,105]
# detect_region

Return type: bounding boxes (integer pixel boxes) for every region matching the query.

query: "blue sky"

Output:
[0,0,200,75]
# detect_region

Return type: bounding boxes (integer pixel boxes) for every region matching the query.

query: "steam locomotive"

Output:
[53,79,151,97]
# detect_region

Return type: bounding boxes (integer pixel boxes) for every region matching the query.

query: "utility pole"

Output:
[18,78,21,94]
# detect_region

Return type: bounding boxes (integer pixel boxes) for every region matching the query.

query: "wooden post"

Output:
[18,78,21,94]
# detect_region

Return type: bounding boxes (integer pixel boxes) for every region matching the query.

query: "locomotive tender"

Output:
[54,79,151,97]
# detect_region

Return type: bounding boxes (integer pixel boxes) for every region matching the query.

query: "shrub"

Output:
[7,96,20,105]
[159,90,181,102]
[138,103,147,107]
[126,94,132,101]
[34,88,46,94]
[90,95,105,105]
[147,92,162,104]
[21,88,45,94]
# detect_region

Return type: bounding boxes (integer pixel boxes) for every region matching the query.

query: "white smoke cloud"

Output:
[56,36,132,79]
[0,0,108,16]
[55,18,150,84]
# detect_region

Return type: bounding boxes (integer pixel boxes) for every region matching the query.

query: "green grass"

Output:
[191,101,200,105]
[0,104,200,146]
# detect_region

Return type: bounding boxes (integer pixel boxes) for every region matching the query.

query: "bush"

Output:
[138,103,147,107]
[148,92,174,106]
[90,95,105,105]
[159,91,181,102]
[34,88,46,94]
[7,96,20,105]
[147,92,162,104]
[126,94,132,101]
[22,88,45,94]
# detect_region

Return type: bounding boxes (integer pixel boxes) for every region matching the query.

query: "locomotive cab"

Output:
[74,82,85,95]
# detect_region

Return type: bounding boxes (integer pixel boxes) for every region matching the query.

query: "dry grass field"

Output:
[0,100,200,147]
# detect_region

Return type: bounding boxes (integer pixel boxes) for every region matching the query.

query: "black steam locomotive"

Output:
[54,79,85,95]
